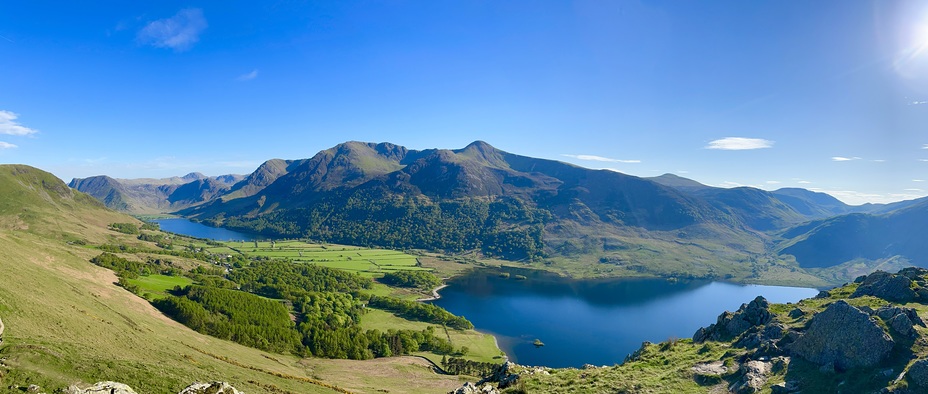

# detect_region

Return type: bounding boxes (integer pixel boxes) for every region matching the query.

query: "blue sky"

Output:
[2,1,928,204]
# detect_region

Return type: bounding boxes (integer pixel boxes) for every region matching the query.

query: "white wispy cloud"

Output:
[831,156,861,162]
[765,180,781,184]
[914,179,925,182]
[561,154,641,163]
[871,159,886,163]
[920,159,928,162]
[797,180,812,184]
[137,8,207,52]
[910,101,928,105]
[905,188,924,192]
[705,137,774,150]
[236,69,259,81]
[922,144,928,150]
[0,141,17,149]
[0,110,38,135]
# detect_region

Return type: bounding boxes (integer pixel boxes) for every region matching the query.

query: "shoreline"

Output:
[416,284,449,302]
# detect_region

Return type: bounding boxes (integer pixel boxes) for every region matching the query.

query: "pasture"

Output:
[219,240,428,277]
[125,274,193,300]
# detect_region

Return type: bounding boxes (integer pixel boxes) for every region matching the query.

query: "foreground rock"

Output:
[907,358,928,388]
[691,361,728,385]
[64,382,138,394]
[179,382,242,394]
[851,270,917,303]
[63,381,242,394]
[448,382,500,394]
[729,360,771,394]
[693,296,771,343]
[789,300,894,370]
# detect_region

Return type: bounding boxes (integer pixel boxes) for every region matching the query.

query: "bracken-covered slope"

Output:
[0,164,468,394]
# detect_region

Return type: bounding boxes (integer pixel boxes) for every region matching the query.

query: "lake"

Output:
[153,218,262,241]
[150,218,819,368]
[432,268,819,368]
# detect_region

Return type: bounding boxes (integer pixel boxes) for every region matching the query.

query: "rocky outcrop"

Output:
[906,358,928,388]
[0,315,4,345]
[874,306,926,338]
[62,381,242,394]
[789,300,894,370]
[693,296,771,343]
[179,382,242,394]
[691,361,729,385]
[729,360,771,394]
[448,382,500,394]
[477,361,519,389]
[851,271,916,303]
[64,382,138,394]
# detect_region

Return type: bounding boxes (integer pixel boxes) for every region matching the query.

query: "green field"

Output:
[360,308,505,365]
[222,240,427,277]
[125,274,193,300]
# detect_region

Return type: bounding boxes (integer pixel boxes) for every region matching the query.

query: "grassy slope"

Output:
[0,165,469,394]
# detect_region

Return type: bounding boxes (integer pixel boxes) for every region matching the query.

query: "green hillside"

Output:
[0,165,471,394]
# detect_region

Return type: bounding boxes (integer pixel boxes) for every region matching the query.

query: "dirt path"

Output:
[0,314,5,340]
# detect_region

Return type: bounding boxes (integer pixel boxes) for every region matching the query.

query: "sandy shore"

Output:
[416,284,449,302]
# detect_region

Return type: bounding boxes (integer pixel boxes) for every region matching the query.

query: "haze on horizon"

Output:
[2,1,928,205]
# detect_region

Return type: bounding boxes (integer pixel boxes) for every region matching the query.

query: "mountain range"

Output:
[69,141,928,285]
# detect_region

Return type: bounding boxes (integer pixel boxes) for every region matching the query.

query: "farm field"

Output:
[125,274,193,300]
[218,240,428,276]
[359,308,505,365]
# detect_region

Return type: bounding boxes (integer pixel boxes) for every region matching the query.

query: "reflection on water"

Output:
[433,268,818,368]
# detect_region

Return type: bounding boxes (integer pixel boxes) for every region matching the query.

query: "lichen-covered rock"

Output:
[448,382,500,394]
[787,308,804,319]
[478,361,519,389]
[770,380,800,393]
[907,358,928,388]
[63,382,138,394]
[873,306,925,338]
[178,382,241,394]
[691,361,728,385]
[851,271,916,303]
[789,301,894,370]
[693,296,771,343]
[728,360,771,394]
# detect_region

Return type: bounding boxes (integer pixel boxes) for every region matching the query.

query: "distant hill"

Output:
[69,172,244,214]
[179,141,834,283]
[778,199,928,268]
[67,141,927,285]
[647,173,710,191]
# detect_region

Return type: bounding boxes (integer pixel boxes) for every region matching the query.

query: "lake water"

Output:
[153,218,262,241]
[432,269,819,368]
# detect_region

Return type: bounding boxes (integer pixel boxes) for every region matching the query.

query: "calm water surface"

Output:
[433,269,818,368]
[153,218,261,241]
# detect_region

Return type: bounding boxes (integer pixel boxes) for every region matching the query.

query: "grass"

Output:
[0,166,478,394]
[360,308,505,365]
[125,274,192,300]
